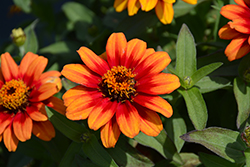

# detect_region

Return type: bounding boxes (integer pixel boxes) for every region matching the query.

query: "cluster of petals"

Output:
[218,0,250,61]
[0,52,65,152]
[61,32,180,148]
[114,0,197,24]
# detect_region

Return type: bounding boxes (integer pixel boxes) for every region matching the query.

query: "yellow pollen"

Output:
[100,66,136,103]
[0,79,30,111]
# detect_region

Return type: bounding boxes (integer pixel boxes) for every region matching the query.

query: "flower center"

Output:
[99,66,137,103]
[0,79,30,111]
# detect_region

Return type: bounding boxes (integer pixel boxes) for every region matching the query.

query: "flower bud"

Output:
[11,28,26,47]
[241,125,250,148]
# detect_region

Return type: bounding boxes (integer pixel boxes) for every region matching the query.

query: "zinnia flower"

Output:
[218,0,250,61]
[113,0,197,24]
[0,52,65,152]
[61,32,180,148]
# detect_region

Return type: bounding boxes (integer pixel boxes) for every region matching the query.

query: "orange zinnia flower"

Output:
[61,32,180,148]
[113,0,197,24]
[218,0,250,61]
[0,52,65,152]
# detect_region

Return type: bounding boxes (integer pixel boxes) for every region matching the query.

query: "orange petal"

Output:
[138,48,155,64]
[134,94,173,118]
[136,73,180,95]
[182,0,197,5]
[77,47,110,76]
[19,52,38,78]
[225,37,250,61]
[43,96,66,115]
[23,56,48,87]
[3,124,19,152]
[139,0,158,11]
[218,23,242,40]
[100,117,121,148]
[134,51,171,80]
[61,64,100,88]
[1,52,19,81]
[114,0,128,12]
[0,112,13,134]
[88,98,117,130]
[220,5,250,20]
[26,105,48,121]
[29,83,58,102]
[116,101,140,138]
[155,1,174,24]
[13,112,32,142]
[34,71,61,88]
[123,39,147,69]
[66,92,103,120]
[0,68,5,83]
[0,135,2,142]
[106,33,127,67]
[235,0,249,7]
[63,85,97,106]
[135,103,163,136]
[32,120,55,141]
[127,0,140,16]
[228,18,250,34]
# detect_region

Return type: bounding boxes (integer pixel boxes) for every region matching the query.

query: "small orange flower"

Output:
[0,52,65,152]
[218,0,250,61]
[61,32,180,148]
[114,0,197,24]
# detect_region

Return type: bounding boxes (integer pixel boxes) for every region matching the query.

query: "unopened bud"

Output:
[11,28,26,46]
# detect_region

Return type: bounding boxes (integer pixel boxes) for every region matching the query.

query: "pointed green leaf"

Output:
[178,87,207,130]
[175,24,196,80]
[196,76,231,94]
[81,134,118,167]
[191,62,223,87]
[233,77,250,129]
[245,148,250,167]
[180,127,247,163]
[134,131,183,165]
[46,106,89,143]
[23,20,39,54]
[13,0,31,13]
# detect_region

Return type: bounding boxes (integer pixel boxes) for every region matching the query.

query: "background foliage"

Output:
[1,0,250,166]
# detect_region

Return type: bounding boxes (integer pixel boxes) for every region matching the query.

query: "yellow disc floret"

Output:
[99,66,137,103]
[0,79,29,111]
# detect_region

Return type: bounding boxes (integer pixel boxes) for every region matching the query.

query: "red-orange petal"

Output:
[19,52,38,78]
[135,103,163,136]
[88,98,117,130]
[134,94,173,118]
[1,52,19,81]
[225,36,250,61]
[0,68,5,83]
[32,120,55,141]
[127,0,140,16]
[218,23,243,40]
[106,33,127,67]
[139,0,158,11]
[235,0,249,7]
[116,101,140,138]
[77,47,110,76]
[228,18,250,34]
[123,39,147,69]
[134,51,171,80]
[29,83,58,102]
[138,48,155,64]
[136,73,180,95]
[23,56,48,87]
[220,5,250,20]
[66,92,103,120]
[0,112,13,134]
[61,64,100,88]
[100,117,121,148]
[43,96,66,115]
[3,124,19,152]
[13,112,32,142]
[26,105,48,121]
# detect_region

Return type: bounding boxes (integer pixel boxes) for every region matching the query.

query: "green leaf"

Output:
[180,127,247,163]
[233,77,250,129]
[199,152,243,167]
[134,131,183,165]
[190,62,223,87]
[245,148,250,167]
[46,106,89,143]
[178,87,207,130]
[238,54,250,82]
[7,152,32,167]
[107,137,154,167]
[39,41,80,55]
[23,19,39,54]
[81,134,118,167]
[179,153,201,166]
[196,76,231,94]
[61,78,78,91]
[13,0,31,13]
[175,24,196,82]
[74,154,100,167]
[164,110,187,152]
